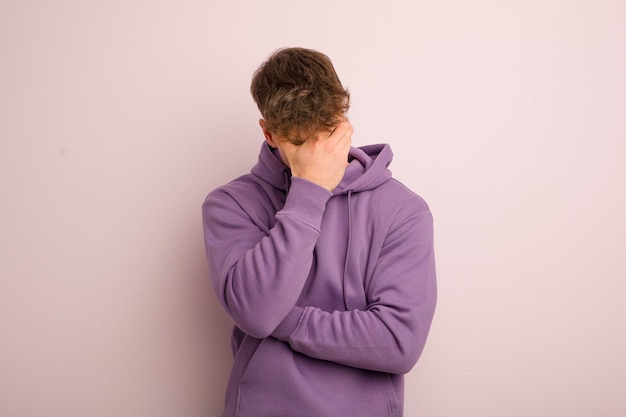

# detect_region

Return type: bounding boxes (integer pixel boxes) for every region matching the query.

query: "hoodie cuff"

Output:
[277,177,331,230]
[272,306,305,341]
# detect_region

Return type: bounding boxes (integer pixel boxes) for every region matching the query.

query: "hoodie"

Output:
[202,142,437,417]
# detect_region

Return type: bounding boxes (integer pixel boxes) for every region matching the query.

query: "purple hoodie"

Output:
[202,142,436,417]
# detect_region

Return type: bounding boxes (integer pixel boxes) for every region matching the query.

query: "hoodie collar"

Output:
[250,143,291,191]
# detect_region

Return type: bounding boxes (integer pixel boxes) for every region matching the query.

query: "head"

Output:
[251,47,350,146]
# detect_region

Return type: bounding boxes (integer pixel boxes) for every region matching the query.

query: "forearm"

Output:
[273,206,437,373]
[203,178,331,338]
[273,295,435,374]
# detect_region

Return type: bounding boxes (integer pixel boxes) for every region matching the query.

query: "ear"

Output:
[259,119,278,148]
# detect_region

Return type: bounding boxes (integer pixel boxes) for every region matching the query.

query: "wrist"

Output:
[291,173,334,191]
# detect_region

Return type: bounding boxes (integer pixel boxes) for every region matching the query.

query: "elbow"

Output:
[382,324,432,374]
[384,342,423,374]
[221,288,285,339]
[388,291,437,374]
[390,359,418,376]
[237,322,274,339]
[227,304,286,339]
[231,311,281,339]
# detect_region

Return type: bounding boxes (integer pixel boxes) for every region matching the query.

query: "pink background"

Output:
[1,1,625,416]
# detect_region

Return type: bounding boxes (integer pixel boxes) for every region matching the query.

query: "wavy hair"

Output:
[251,47,350,144]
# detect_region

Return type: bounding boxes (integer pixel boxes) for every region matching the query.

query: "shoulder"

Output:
[372,178,431,216]
[372,180,434,243]
[204,174,267,205]
[203,174,282,231]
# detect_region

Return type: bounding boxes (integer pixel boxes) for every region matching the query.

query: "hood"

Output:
[250,142,393,194]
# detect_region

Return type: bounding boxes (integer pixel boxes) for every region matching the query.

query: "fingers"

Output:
[280,120,353,191]
[324,120,352,154]
[328,120,352,141]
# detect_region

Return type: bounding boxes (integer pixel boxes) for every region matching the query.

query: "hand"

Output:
[280,120,353,191]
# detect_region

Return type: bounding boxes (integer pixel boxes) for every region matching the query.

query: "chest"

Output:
[301,193,393,311]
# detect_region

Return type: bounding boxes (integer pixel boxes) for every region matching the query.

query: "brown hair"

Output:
[251,47,350,144]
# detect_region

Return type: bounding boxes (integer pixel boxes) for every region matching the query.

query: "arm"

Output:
[202,178,330,338]
[203,121,353,338]
[272,201,437,374]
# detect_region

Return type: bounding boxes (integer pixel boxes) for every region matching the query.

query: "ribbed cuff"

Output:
[277,177,332,230]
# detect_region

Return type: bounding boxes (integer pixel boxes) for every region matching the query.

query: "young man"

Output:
[202,47,436,417]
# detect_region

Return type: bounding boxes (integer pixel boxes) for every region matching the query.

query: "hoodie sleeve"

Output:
[272,198,437,374]
[202,177,331,338]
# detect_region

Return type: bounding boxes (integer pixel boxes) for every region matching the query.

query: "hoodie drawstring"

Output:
[342,190,353,311]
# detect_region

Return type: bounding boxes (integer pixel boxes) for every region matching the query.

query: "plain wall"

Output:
[1,0,624,416]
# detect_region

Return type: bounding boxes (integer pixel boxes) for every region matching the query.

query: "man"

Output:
[202,47,436,417]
